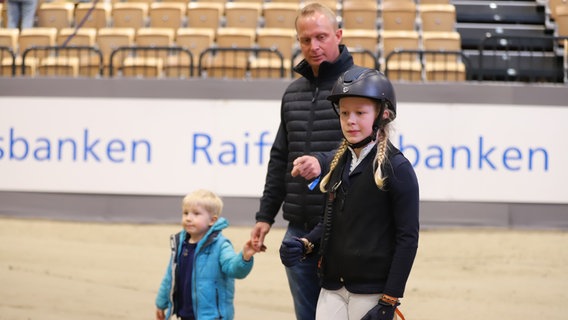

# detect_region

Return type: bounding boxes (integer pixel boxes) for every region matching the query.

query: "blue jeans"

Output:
[283,223,321,320]
[7,0,38,29]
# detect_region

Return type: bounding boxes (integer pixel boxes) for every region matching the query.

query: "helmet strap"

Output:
[347,101,386,149]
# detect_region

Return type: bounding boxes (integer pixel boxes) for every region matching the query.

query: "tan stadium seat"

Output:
[186,2,224,31]
[174,27,215,76]
[149,2,186,30]
[0,28,19,52]
[381,30,422,81]
[262,2,299,30]
[422,31,466,82]
[341,29,379,69]
[224,2,262,29]
[381,1,417,31]
[201,27,256,79]
[112,2,149,30]
[57,28,101,77]
[341,0,378,30]
[36,2,75,30]
[75,2,112,29]
[96,27,136,75]
[37,56,80,77]
[0,28,19,76]
[549,0,568,20]
[250,27,297,78]
[419,4,456,32]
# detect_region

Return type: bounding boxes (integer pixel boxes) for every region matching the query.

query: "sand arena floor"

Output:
[0,217,567,320]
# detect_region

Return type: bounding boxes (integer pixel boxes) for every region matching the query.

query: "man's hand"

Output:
[291,156,321,180]
[250,221,270,252]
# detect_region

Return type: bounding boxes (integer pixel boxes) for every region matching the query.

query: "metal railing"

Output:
[5,38,567,84]
[476,34,567,83]
[21,46,104,77]
[384,50,472,82]
[0,47,16,77]
[109,46,194,78]
[199,47,285,79]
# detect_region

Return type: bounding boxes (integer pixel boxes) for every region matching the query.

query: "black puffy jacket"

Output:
[255,45,355,228]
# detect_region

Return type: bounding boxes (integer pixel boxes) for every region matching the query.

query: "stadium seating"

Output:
[75,2,112,29]
[36,2,75,30]
[186,2,224,30]
[556,5,568,37]
[422,31,466,81]
[250,27,296,78]
[262,2,299,30]
[549,0,568,21]
[224,2,262,29]
[149,2,186,30]
[381,30,422,81]
[341,0,378,30]
[0,0,564,83]
[201,27,256,78]
[0,28,18,52]
[341,29,379,69]
[97,27,136,76]
[175,27,215,75]
[381,1,417,31]
[0,29,19,76]
[419,4,456,32]
[112,2,149,30]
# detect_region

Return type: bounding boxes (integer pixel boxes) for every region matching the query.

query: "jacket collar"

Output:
[294,45,354,81]
[181,217,228,246]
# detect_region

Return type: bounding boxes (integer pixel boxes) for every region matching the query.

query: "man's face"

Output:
[296,11,342,76]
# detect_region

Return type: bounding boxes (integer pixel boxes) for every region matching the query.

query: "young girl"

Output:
[155,189,258,320]
[280,68,420,320]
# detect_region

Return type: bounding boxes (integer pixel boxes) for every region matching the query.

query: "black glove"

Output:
[360,300,399,320]
[279,237,305,267]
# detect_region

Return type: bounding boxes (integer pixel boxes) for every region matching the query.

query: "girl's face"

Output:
[338,97,378,146]
[181,203,217,243]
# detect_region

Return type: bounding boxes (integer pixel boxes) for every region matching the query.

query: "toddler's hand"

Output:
[243,240,266,261]
[156,308,165,320]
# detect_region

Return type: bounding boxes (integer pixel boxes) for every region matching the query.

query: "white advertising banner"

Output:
[1,97,566,204]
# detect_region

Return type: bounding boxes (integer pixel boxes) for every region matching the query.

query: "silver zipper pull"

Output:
[331,180,342,192]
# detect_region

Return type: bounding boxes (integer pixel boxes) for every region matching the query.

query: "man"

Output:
[250,3,356,319]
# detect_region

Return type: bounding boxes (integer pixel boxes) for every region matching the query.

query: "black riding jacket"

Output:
[307,144,420,298]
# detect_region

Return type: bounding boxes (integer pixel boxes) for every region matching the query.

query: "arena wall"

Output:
[0,78,566,229]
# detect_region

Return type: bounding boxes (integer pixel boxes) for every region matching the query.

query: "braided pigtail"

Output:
[373,131,389,189]
[320,139,349,192]
[373,109,395,189]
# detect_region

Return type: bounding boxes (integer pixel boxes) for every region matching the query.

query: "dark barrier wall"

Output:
[0,78,567,229]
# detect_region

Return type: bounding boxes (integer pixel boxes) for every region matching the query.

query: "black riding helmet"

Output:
[327,68,397,148]
[327,67,397,116]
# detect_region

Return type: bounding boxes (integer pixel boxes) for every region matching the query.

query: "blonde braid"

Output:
[320,139,349,192]
[373,131,389,189]
[373,110,395,189]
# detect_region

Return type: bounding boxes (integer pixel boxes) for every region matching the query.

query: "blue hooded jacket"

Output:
[155,217,253,319]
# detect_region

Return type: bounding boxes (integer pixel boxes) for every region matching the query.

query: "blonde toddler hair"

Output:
[182,189,223,217]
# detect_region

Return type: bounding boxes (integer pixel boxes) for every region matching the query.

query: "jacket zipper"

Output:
[216,288,223,319]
